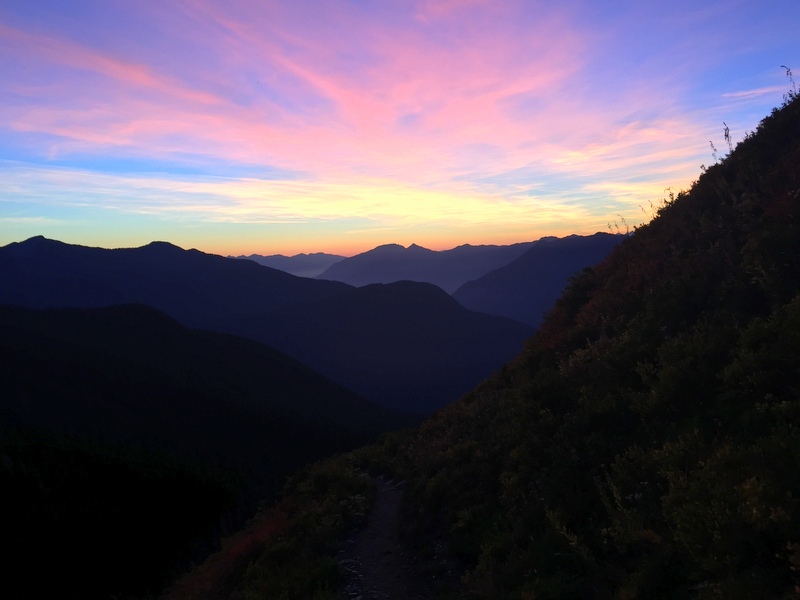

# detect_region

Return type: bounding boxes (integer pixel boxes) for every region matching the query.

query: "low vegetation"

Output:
[165,454,375,600]
[189,93,800,598]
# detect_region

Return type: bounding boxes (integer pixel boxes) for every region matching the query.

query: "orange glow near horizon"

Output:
[0,1,797,255]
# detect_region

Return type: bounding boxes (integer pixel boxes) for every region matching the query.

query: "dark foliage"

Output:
[228,95,800,599]
[387,94,800,598]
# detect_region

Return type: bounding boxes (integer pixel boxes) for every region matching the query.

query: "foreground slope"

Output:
[188,95,800,599]
[387,94,800,598]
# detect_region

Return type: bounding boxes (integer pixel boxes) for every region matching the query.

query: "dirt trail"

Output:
[337,475,450,600]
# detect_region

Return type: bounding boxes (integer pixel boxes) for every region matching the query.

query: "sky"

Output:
[0,0,798,257]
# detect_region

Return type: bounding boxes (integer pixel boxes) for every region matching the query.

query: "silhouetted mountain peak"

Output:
[3,236,88,260]
[22,234,47,243]
[141,240,185,252]
[140,241,218,261]
[371,243,406,254]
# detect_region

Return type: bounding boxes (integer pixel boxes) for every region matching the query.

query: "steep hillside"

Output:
[316,241,535,293]
[453,232,623,326]
[385,94,800,598]
[189,95,800,599]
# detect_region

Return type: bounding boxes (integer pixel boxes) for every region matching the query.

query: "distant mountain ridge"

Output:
[0,236,350,322]
[233,252,344,278]
[0,236,531,413]
[453,232,623,327]
[316,240,536,293]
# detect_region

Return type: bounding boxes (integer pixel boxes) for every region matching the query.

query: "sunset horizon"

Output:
[2,0,797,256]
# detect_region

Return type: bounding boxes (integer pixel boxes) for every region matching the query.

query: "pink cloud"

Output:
[198,1,591,180]
[0,2,594,181]
[414,0,494,22]
[0,0,769,245]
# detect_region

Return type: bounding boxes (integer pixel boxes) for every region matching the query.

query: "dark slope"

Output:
[199,96,800,599]
[0,239,530,412]
[381,96,800,597]
[2,430,234,600]
[0,303,414,599]
[0,304,409,504]
[316,241,535,293]
[233,252,344,278]
[452,232,623,327]
[0,303,412,437]
[247,281,532,413]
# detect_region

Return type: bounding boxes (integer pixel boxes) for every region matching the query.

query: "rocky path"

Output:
[337,475,450,600]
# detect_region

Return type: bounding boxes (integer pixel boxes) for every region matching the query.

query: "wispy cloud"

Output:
[0,163,589,229]
[721,85,786,99]
[0,0,797,253]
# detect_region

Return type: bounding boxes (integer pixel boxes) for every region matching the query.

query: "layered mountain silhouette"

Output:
[0,303,411,517]
[233,251,344,278]
[0,303,411,439]
[247,281,531,412]
[453,232,623,326]
[0,237,350,321]
[316,241,535,293]
[0,238,531,412]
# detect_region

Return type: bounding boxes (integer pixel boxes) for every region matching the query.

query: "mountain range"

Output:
[232,252,345,278]
[314,241,535,293]
[0,237,531,413]
[237,234,622,328]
